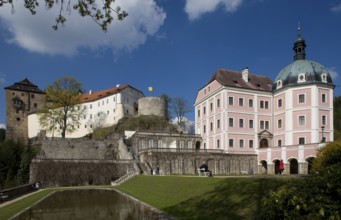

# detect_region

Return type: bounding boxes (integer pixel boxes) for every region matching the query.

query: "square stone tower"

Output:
[5,78,45,142]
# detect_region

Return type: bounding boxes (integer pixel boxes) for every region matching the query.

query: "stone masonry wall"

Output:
[30,159,135,187]
[39,135,132,160]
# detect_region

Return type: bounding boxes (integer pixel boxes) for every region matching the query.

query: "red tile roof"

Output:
[79,84,142,103]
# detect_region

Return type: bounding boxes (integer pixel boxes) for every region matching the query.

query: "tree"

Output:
[0,0,128,31]
[334,97,341,141]
[0,140,25,189]
[17,142,34,184]
[171,97,192,128]
[258,141,341,219]
[39,77,85,139]
[0,128,5,142]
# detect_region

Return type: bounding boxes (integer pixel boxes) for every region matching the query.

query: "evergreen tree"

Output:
[17,143,34,185]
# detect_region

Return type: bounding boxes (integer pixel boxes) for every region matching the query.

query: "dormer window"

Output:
[277,80,282,89]
[321,73,327,83]
[298,73,306,83]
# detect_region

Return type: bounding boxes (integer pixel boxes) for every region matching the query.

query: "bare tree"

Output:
[171,97,192,128]
[0,0,128,31]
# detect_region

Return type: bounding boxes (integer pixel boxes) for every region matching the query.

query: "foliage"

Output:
[334,96,341,141]
[91,115,179,138]
[0,128,5,142]
[114,115,179,133]
[0,140,25,189]
[258,142,341,219]
[312,141,341,172]
[0,0,128,31]
[38,77,85,139]
[17,143,35,185]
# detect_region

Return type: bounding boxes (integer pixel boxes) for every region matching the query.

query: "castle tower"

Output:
[5,78,45,141]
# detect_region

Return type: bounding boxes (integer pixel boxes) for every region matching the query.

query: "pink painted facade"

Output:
[194,32,334,174]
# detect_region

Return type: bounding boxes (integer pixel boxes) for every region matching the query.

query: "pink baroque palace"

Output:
[194,26,334,175]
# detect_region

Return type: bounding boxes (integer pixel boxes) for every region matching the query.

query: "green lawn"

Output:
[0,176,290,220]
[117,176,290,220]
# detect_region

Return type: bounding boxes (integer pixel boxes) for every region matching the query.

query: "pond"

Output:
[12,189,173,220]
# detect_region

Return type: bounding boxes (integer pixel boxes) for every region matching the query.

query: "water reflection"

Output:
[13,189,170,220]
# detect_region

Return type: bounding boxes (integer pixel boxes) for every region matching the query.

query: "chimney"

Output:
[116,84,120,88]
[89,90,92,94]
[242,67,249,82]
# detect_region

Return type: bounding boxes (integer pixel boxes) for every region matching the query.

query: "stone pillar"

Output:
[299,162,308,174]
[268,164,275,174]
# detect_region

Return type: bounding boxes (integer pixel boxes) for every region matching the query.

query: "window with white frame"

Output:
[217,119,220,129]
[217,139,220,148]
[239,98,243,107]
[198,109,200,117]
[260,120,265,130]
[249,120,253,129]
[299,94,305,103]
[322,115,326,125]
[210,122,213,131]
[265,121,269,130]
[321,73,327,83]
[322,94,326,103]
[229,139,234,147]
[299,116,305,125]
[239,139,244,148]
[229,118,234,127]
[260,100,264,108]
[278,140,282,147]
[229,97,233,105]
[299,137,305,145]
[265,101,269,109]
[278,99,282,108]
[278,119,282,129]
[277,80,282,89]
[204,107,206,114]
[210,103,213,111]
[298,73,306,83]
[239,119,244,128]
[249,140,253,148]
[217,99,220,108]
[249,99,253,107]
[203,125,206,133]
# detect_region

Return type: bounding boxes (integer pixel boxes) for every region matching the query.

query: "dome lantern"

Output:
[293,22,306,60]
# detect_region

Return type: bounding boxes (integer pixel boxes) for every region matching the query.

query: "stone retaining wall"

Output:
[30,159,135,187]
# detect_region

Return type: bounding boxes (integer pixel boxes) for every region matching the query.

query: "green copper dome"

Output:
[274,59,333,90]
[273,25,334,91]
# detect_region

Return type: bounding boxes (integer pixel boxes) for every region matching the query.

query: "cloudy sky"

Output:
[0,0,341,125]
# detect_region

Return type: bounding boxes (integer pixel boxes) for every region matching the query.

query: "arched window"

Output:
[260,139,268,148]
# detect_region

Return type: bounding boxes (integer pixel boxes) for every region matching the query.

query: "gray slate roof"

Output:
[206,68,273,92]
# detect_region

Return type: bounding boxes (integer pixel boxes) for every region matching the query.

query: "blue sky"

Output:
[0,0,341,125]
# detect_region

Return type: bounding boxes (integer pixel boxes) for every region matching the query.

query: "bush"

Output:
[258,141,341,219]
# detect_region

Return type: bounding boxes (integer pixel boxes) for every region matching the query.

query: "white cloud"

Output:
[184,0,243,21]
[0,0,166,56]
[331,3,341,12]
[327,67,338,80]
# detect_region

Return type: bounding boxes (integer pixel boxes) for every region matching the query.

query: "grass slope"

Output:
[117,176,289,220]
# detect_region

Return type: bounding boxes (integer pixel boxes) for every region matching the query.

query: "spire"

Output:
[293,22,306,60]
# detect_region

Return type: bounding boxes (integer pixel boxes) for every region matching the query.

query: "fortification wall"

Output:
[30,159,135,187]
[39,135,132,160]
[138,97,165,118]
